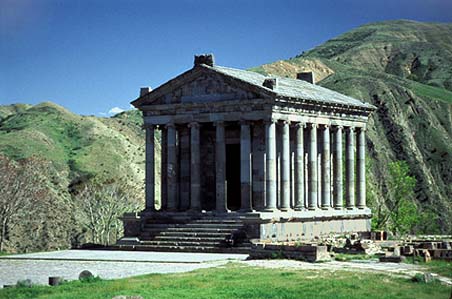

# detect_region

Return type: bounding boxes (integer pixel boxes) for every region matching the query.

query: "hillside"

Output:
[0,102,145,190]
[251,20,452,232]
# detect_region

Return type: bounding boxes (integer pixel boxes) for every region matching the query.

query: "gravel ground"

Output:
[0,259,227,286]
[0,250,248,287]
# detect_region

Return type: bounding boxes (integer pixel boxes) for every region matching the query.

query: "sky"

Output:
[1,0,452,116]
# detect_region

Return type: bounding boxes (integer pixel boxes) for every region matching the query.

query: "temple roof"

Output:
[208,65,375,109]
[132,54,376,111]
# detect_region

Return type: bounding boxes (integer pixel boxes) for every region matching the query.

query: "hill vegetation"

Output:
[0,20,451,252]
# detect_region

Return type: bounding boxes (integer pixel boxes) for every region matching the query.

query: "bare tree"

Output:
[0,155,50,252]
[75,180,141,245]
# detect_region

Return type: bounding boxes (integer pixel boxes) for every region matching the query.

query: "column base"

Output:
[321,206,331,210]
[263,208,278,212]
[334,206,343,210]
[357,206,366,209]
[279,207,292,212]
[293,207,305,211]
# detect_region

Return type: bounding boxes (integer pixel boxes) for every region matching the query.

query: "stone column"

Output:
[280,121,291,211]
[179,126,190,211]
[265,120,277,211]
[145,125,155,210]
[357,128,366,209]
[240,121,252,211]
[333,126,343,209]
[321,125,331,209]
[307,123,318,210]
[160,126,168,211]
[189,122,201,211]
[252,122,265,210]
[166,123,178,211]
[215,121,228,212]
[345,127,355,209]
[294,123,304,210]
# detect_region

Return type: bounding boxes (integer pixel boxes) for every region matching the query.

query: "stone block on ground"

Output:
[379,256,406,263]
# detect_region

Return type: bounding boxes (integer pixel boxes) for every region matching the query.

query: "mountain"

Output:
[251,20,452,232]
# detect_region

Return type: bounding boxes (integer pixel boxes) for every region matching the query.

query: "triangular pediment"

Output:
[132,65,274,107]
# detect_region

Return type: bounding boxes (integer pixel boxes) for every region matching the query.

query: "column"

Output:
[265,120,277,211]
[189,122,201,211]
[179,127,190,210]
[333,126,343,209]
[252,123,265,210]
[357,128,366,209]
[321,125,331,209]
[145,125,155,210]
[160,126,167,211]
[166,123,178,211]
[215,121,228,212]
[280,121,290,211]
[307,123,317,210]
[294,123,304,210]
[240,121,252,211]
[345,127,355,209]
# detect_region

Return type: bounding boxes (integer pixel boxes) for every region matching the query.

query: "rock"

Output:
[412,273,434,283]
[79,270,94,281]
[379,256,406,263]
[393,246,401,256]
[48,276,64,286]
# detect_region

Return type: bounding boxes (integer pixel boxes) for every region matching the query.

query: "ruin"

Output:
[118,54,377,252]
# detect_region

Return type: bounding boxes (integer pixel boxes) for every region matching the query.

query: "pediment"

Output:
[133,66,272,107]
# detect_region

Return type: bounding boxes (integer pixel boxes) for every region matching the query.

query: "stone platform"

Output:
[118,209,371,253]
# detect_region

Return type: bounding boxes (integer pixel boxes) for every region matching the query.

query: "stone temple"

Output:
[118,54,377,252]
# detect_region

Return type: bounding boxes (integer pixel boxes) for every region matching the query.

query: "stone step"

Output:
[128,244,252,254]
[141,227,239,233]
[152,236,227,242]
[143,223,244,229]
[140,240,224,247]
[150,231,232,237]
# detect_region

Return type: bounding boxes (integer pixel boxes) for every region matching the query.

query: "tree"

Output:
[0,155,51,251]
[370,160,418,235]
[74,180,141,245]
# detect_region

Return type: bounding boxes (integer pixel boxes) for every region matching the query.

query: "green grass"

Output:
[409,81,452,104]
[334,253,378,262]
[404,257,452,279]
[0,264,449,299]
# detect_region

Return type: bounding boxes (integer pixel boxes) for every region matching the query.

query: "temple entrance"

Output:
[226,143,241,211]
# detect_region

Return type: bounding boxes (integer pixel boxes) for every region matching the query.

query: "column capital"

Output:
[264,118,278,125]
[307,123,317,129]
[281,120,290,125]
[213,121,224,127]
[345,126,355,132]
[240,120,251,126]
[293,122,305,129]
[165,123,176,129]
[321,124,330,129]
[357,127,367,132]
[188,122,200,128]
[333,125,344,131]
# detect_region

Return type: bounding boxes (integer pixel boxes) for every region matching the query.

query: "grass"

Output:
[404,257,452,279]
[334,253,378,262]
[0,263,450,299]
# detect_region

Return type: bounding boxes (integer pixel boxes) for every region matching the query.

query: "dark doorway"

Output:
[226,144,241,210]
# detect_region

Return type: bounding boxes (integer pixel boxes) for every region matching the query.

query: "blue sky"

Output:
[1,0,451,116]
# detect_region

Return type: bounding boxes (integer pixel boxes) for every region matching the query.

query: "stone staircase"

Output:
[116,218,253,253]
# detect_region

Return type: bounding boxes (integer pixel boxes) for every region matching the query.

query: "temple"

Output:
[118,54,377,252]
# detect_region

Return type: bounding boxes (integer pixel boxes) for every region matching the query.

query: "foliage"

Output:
[369,161,419,235]
[0,264,449,299]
